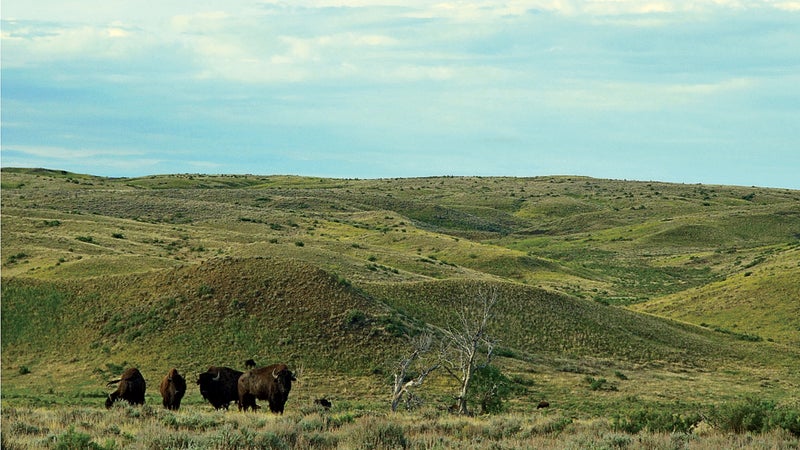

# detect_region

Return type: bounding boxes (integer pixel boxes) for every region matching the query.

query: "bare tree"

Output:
[391,333,439,412]
[440,285,499,415]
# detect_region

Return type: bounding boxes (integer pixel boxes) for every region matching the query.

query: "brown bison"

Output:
[238,363,296,413]
[537,400,550,409]
[196,366,243,410]
[160,368,187,410]
[105,368,146,408]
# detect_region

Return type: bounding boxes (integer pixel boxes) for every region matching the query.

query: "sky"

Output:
[2,1,799,189]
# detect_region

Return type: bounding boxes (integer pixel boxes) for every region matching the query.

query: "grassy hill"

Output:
[631,245,800,346]
[2,168,799,417]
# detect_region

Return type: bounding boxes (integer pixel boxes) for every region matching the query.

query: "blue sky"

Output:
[2,1,799,189]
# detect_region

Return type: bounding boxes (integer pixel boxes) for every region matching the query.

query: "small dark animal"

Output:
[314,398,332,410]
[238,363,296,413]
[196,366,244,410]
[537,400,550,409]
[245,359,257,369]
[105,368,146,408]
[160,368,187,410]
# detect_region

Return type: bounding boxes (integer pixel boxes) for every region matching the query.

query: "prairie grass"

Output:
[3,170,800,448]
[2,403,798,449]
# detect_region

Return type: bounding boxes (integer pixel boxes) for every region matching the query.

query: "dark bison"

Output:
[238,363,296,413]
[160,368,187,410]
[245,359,257,369]
[314,398,332,410]
[196,366,243,410]
[105,368,146,408]
[537,400,550,409]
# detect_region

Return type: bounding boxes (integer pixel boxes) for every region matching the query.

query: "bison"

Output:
[238,363,296,413]
[196,366,244,410]
[105,367,146,409]
[160,368,187,410]
[537,400,550,409]
[245,359,257,369]
[314,398,332,410]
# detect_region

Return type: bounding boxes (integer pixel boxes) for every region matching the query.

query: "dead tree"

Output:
[391,333,439,412]
[440,285,499,415]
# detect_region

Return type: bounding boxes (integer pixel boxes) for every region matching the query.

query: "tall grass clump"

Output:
[342,416,408,449]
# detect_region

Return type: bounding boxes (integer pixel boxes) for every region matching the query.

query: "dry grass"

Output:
[2,403,798,449]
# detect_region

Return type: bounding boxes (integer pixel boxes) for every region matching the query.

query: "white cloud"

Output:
[537,77,755,112]
[2,145,145,160]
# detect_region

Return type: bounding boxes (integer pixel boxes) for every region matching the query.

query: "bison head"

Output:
[272,366,296,395]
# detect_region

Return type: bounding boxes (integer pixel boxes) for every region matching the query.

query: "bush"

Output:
[585,376,617,391]
[467,365,515,415]
[613,408,701,434]
[52,426,116,450]
[710,397,775,434]
[771,408,800,436]
[345,309,367,328]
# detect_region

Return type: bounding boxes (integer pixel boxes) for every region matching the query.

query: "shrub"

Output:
[613,408,701,434]
[710,397,775,434]
[5,252,28,265]
[585,376,617,391]
[771,408,800,436]
[469,365,514,415]
[52,426,114,450]
[345,309,367,328]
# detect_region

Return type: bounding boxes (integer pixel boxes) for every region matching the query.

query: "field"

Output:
[2,168,799,448]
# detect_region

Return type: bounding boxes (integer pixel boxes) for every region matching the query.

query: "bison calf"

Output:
[105,368,146,408]
[160,368,187,410]
[314,398,332,410]
[238,363,296,414]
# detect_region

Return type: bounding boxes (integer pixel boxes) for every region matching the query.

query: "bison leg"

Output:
[240,394,257,412]
[268,398,286,414]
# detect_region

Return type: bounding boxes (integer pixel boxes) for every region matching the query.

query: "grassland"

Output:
[2,168,799,447]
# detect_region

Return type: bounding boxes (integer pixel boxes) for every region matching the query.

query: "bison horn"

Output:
[272,368,279,379]
[212,371,221,381]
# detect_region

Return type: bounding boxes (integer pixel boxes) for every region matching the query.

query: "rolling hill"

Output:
[2,168,799,414]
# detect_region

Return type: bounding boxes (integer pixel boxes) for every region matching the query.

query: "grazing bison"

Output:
[238,363,296,413]
[314,398,332,410]
[245,359,257,369]
[105,368,146,408]
[160,368,187,410]
[537,400,550,409]
[196,366,244,410]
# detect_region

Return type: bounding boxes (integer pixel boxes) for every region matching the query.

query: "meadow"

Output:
[2,168,799,448]
[3,399,800,449]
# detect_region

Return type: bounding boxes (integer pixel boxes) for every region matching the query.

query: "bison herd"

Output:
[105,361,299,413]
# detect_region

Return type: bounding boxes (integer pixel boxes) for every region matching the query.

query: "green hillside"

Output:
[2,168,799,416]
[632,245,800,346]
